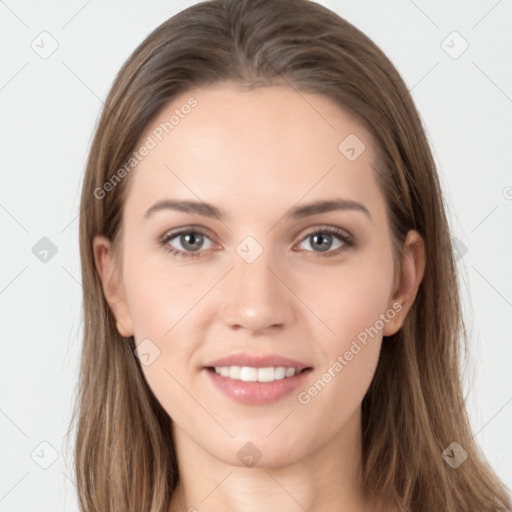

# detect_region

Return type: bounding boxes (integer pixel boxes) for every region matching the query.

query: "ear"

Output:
[383,230,426,336]
[92,235,134,338]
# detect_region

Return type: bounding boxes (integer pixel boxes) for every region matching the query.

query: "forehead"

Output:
[123,83,385,225]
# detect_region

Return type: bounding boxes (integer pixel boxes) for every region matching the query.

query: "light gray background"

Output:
[1,0,511,510]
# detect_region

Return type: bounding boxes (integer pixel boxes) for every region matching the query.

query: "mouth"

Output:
[203,366,314,405]
[205,365,312,383]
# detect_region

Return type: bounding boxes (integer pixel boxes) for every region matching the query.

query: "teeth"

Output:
[213,366,300,382]
[285,367,295,377]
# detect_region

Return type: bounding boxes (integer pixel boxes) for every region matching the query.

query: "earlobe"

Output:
[383,230,426,337]
[92,235,134,338]
[115,321,133,338]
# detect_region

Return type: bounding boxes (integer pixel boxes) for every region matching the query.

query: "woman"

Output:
[70,0,511,510]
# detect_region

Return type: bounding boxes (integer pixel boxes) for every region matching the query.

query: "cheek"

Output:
[122,252,215,381]
[294,266,392,433]
[123,248,204,338]
[301,247,394,397]
[307,251,395,348]
[124,261,204,419]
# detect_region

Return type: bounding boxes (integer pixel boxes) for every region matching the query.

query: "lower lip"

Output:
[204,367,313,405]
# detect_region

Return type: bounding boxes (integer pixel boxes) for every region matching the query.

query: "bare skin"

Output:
[94,83,424,512]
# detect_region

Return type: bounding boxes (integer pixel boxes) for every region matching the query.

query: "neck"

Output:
[168,407,376,512]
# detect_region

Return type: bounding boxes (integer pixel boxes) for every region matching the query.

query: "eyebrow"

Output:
[143,198,371,221]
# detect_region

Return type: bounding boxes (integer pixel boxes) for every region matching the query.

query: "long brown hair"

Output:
[69,0,512,510]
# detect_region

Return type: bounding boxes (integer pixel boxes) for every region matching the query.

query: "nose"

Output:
[219,247,295,334]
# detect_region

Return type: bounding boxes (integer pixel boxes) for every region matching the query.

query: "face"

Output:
[94,83,421,468]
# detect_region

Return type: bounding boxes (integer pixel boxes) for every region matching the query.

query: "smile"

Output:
[205,366,313,405]
[212,365,302,382]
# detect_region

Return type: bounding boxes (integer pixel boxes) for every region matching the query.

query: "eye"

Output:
[159,228,215,260]
[296,226,354,257]
[159,225,354,260]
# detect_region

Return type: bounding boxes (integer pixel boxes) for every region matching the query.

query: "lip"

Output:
[204,367,313,405]
[203,352,312,372]
[202,352,313,405]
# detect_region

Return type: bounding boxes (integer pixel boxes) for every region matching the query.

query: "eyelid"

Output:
[159,223,355,260]
[159,223,353,243]
[299,224,354,243]
[158,224,215,243]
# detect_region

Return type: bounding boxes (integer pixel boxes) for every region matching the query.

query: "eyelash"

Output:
[159,226,354,260]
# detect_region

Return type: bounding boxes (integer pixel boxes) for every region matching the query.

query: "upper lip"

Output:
[204,352,312,371]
